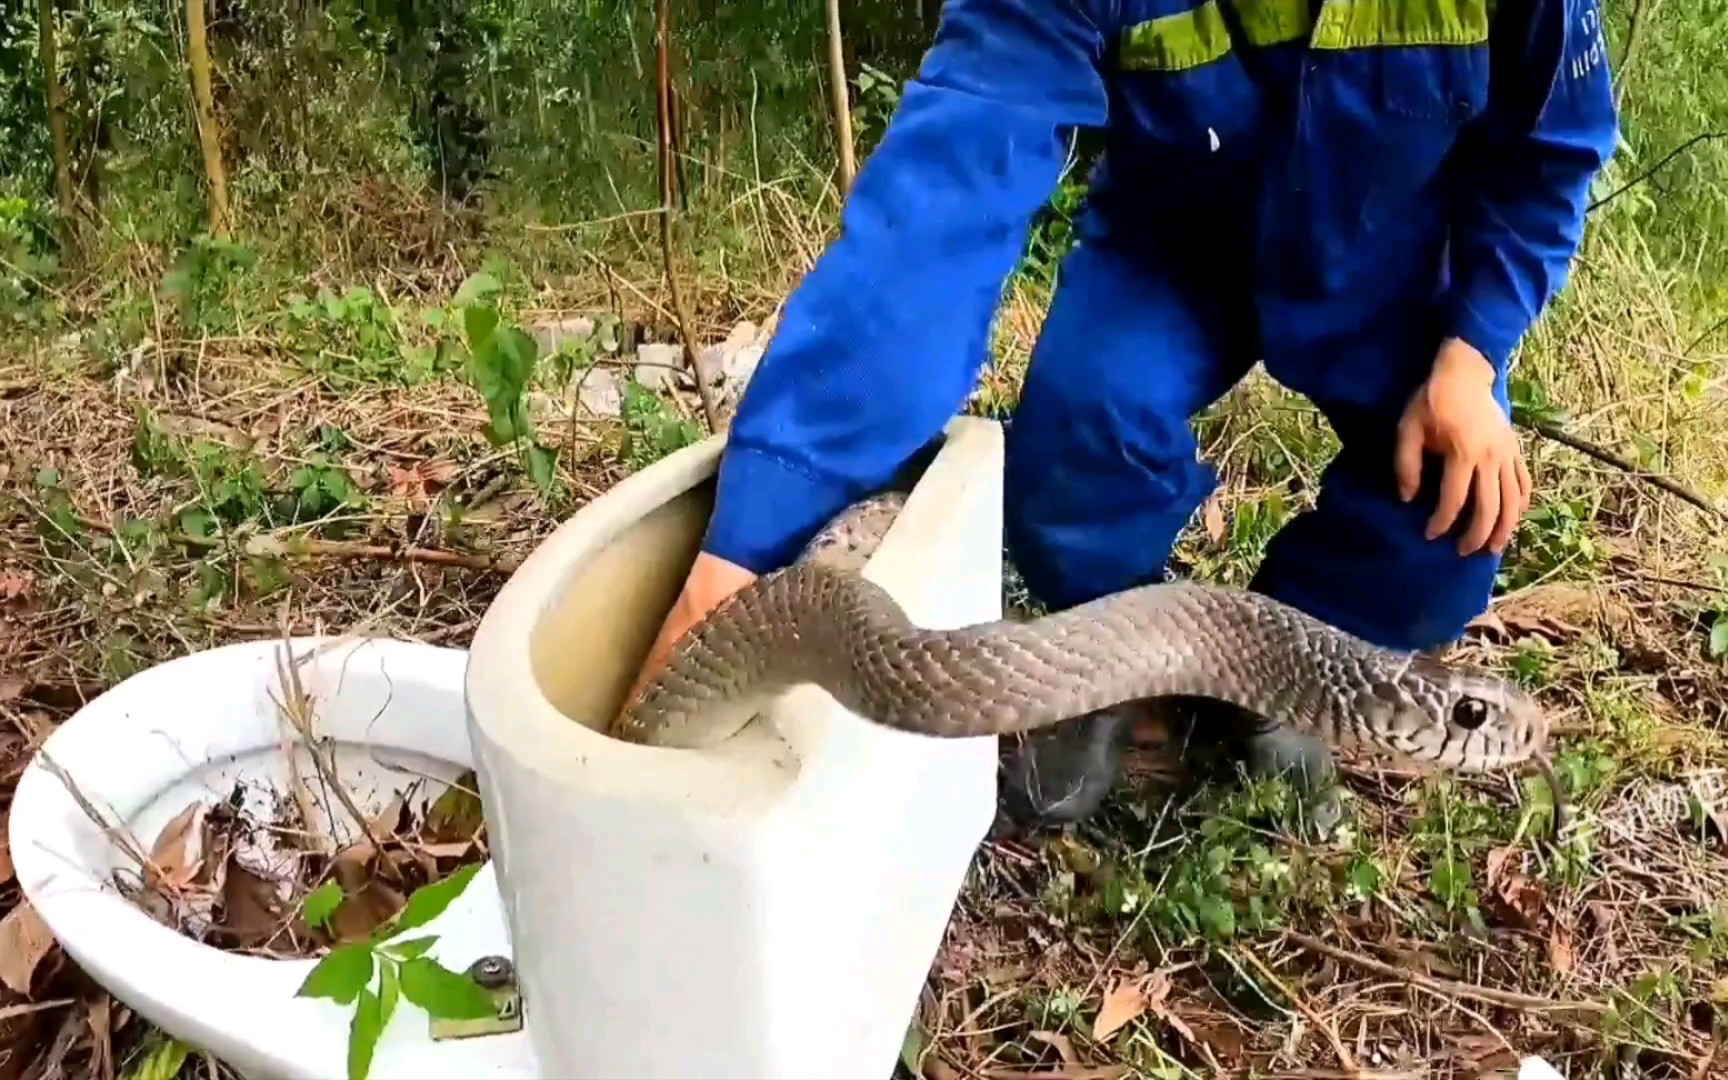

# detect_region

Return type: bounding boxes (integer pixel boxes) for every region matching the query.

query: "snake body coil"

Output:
[614,540,1549,776]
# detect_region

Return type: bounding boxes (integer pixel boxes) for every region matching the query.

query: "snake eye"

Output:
[1452,697,1490,730]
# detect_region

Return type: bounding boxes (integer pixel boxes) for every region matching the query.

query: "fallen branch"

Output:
[241,535,523,574]
[1520,416,1727,521]
[1284,931,1608,1018]
[654,0,721,434]
[1586,131,1726,215]
[72,513,522,574]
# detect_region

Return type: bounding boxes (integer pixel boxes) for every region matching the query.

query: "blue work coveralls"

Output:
[702,0,1618,656]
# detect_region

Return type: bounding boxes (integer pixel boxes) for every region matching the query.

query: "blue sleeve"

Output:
[1446,0,1619,373]
[700,0,1115,575]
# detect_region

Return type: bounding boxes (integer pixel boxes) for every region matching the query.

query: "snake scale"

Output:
[612,490,1564,823]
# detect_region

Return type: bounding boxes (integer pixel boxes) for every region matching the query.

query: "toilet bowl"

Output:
[12,416,1007,1079]
[464,415,1005,1077]
[9,636,539,1080]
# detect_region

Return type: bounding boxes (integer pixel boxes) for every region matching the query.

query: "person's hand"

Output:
[1394,337,1531,557]
[617,552,757,725]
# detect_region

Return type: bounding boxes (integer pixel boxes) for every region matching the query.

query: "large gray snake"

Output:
[612,491,1560,815]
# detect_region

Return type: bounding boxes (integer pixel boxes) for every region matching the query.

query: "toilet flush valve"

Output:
[429,955,524,1041]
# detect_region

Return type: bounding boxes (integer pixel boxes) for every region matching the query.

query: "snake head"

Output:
[1356,657,1548,771]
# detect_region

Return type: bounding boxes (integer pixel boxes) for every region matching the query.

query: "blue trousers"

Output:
[1002,233,1510,655]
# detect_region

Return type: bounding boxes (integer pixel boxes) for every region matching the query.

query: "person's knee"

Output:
[1001,238,1251,612]
[1251,453,1502,653]
[1004,391,1213,612]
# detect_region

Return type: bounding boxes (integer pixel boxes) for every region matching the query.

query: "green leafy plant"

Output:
[620,380,701,469]
[282,285,442,387]
[119,1032,193,1080]
[285,454,361,523]
[0,194,58,325]
[295,864,499,1080]
[159,234,258,335]
[451,272,559,495]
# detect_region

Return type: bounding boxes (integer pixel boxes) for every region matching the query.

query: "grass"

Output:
[4,3,1728,1077]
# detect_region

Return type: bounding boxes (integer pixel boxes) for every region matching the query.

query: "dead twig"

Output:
[243,535,522,574]
[1521,415,1726,520]
[0,998,76,1023]
[1234,947,1359,1074]
[1284,931,1608,1018]
[654,0,720,434]
[267,635,401,885]
[1587,131,1727,215]
[73,513,521,574]
[30,749,164,880]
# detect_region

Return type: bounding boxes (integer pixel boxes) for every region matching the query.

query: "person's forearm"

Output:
[1446,0,1618,375]
[701,0,1114,574]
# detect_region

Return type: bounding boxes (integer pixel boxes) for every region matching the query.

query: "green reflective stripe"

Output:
[1118,0,1488,74]
[1119,1,1232,72]
[1229,0,1311,48]
[1310,0,1491,48]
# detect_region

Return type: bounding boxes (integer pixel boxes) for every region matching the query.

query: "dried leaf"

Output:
[1091,978,1148,1042]
[415,841,475,861]
[1549,922,1575,975]
[216,862,292,949]
[0,902,58,996]
[1448,1032,1521,1071]
[420,775,484,845]
[85,994,112,1080]
[1142,971,1197,1045]
[0,812,13,887]
[327,841,406,943]
[369,795,407,841]
[1182,1017,1247,1063]
[1465,611,1507,640]
[1484,845,1545,927]
[0,571,27,601]
[385,465,423,499]
[1202,496,1226,544]
[386,460,459,508]
[146,801,208,892]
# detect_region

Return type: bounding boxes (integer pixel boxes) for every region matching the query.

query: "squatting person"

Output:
[627,0,1617,825]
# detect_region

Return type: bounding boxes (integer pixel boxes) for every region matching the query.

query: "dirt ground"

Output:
[4,278,1728,1078]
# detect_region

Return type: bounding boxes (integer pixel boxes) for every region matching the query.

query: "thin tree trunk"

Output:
[655,0,719,433]
[185,0,231,235]
[38,0,78,251]
[825,0,856,192]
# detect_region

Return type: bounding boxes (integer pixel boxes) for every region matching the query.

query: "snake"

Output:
[611,490,1568,828]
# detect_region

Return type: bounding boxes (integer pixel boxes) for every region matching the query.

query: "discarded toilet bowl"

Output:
[464,416,1006,1078]
[10,637,539,1080]
[11,416,1004,1080]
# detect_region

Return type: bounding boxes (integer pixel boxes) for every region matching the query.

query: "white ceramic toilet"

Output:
[463,416,1005,1077]
[8,635,538,1080]
[11,416,1009,1079]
